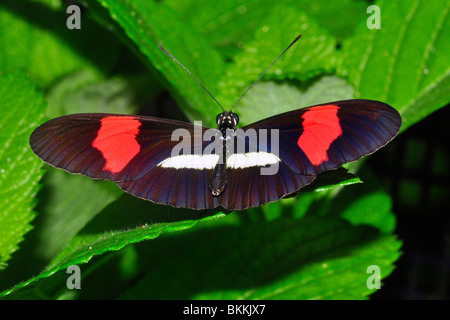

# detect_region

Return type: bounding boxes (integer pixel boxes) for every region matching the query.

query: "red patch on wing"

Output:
[297,105,342,166]
[92,116,141,173]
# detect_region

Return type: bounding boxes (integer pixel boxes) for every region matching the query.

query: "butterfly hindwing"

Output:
[219,163,315,210]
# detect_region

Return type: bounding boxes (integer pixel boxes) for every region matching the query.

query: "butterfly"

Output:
[29,35,401,211]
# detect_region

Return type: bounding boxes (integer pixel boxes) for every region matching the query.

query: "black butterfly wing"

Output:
[219,163,316,210]
[219,99,401,210]
[30,99,401,211]
[30,113,219,209]
[241,99,401,175]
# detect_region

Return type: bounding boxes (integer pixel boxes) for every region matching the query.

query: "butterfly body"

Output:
[209,111,239,196]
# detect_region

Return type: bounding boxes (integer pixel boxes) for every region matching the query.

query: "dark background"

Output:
[368,104,450,299]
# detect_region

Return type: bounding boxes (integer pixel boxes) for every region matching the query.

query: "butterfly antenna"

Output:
[230,34,302,112]
[158,45,226,113]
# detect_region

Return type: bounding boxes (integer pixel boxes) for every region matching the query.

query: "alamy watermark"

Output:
[367,5,381,29]
[366,265,381,289]
[66,5,81,30]
[66,265,81,290]
[166,121,280,175]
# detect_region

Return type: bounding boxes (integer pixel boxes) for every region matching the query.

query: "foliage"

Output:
[0,0,448,299]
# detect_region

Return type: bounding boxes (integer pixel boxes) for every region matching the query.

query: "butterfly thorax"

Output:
[209,111,239,196]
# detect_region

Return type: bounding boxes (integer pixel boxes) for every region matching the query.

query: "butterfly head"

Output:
[216,111,239,130]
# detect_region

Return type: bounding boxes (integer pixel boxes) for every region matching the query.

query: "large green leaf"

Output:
[0,165,361,298]
[116,189,401,300]
[32,169,122,262]
[0,195,214,298]
[338,0,450,131]
[1,184,400,299]
[88,0,225,122]
[0,0,119,87]
[216,5,338,110]
[236,76,354,125]
[0,72,46,269]
[165,0,368,56]
[45,69,161,117]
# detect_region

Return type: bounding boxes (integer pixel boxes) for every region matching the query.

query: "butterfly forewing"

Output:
[29,113,218,209]
[30,114,109,178]
[241,99,401,176]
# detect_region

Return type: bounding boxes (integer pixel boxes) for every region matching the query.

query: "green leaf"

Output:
[335,168,397,234]
[0,194,220,298]
[89,0,225,123]
[166,0,284,57]
[338,0,450,131]
[165,0,367,56]
[0,72,46,269]
[116,195,400,300]
[292,0,369,41]
[33,169,122,261]
[306,168,361,193]
[45,69,161,117]
[0,0,119,87]
[2,176,399,300]
[216,5,338,109]
[0,165,363,298]
[236,76,354,125]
